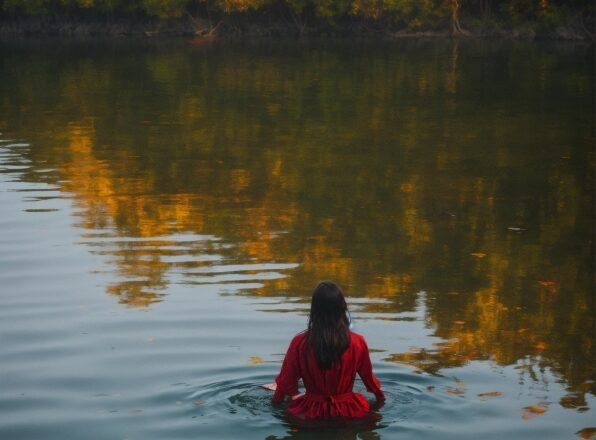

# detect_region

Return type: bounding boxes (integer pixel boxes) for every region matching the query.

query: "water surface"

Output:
[0,39,594,439]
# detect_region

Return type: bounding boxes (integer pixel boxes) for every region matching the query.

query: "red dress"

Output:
[272,331,384,419]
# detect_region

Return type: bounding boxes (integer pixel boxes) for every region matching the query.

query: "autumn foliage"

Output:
[0,0,593,36]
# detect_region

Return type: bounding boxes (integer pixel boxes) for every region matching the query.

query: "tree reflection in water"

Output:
[0,40,593,410]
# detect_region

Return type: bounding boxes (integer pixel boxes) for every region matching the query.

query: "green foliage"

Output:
[282,0,309,14]
[2,0,142,14]
[382,0,450,28]
[142,0,189,17]
[59,0,135,11]
[314,0,352,18]
[226,0,273,13]
[3,0,51,14]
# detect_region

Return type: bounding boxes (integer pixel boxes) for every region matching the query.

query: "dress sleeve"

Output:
[272,335,302,403]
[357,336,385,401]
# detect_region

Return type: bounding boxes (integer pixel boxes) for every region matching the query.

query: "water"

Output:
[0,39,594,440]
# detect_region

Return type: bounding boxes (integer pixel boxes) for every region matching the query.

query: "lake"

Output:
[0,38,594,440]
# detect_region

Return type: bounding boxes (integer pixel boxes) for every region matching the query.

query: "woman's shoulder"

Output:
[349,331,368,345]
[290,331,308,345]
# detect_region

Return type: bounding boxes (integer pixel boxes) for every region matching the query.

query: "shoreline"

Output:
[0,14,593,41]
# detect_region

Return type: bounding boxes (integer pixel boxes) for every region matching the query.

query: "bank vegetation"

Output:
[0,0,594,39]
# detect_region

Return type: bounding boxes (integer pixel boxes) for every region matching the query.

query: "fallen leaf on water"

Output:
[524,404,547,414]
[471,252,486,258]
[426,386,435,392]
[447,388,465,395]
[522,404,548,420]
[249,356,263,365]
[478,391,502,400]
[192,400,205,406]
[453,320,466,325]
[517,328,529,333]
[576,427,596,439]
[534,342,546,350]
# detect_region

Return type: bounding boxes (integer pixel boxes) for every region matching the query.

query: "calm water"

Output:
[0,39,594,440]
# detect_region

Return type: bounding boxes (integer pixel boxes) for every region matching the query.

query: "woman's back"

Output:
[272,331,384,419]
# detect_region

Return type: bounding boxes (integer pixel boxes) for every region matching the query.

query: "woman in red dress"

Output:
[267,281,385,419]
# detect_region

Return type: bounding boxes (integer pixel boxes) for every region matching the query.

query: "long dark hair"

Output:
[306,281,351,369]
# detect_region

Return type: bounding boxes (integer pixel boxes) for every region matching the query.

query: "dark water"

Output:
[0,39,594,440]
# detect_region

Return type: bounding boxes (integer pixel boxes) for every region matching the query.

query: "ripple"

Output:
[192,263,299,274]
[184,272,287,284]
[190,378,282,422]
[171,366,447,433]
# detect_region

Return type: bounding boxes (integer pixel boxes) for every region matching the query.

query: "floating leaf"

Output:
[261,383,277,391]
[576,427,596,439]
[426,386,435,392]
[534,342,546,350]
[478,391,502,400]
[453,320,466,325]
[517,328,529,334]
[525,405,547,413]
[522,404,548,420]
[471,252,486,258]
[192,400,205,406]
[249,356,263,365]
[447,388,465,395]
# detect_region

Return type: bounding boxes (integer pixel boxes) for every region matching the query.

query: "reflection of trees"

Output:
[0,40,593,402]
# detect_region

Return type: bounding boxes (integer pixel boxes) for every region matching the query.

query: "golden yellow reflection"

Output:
[3,42,593,402]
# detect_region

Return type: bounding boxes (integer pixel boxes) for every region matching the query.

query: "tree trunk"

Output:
[450,0,468,35]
